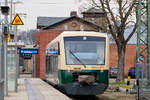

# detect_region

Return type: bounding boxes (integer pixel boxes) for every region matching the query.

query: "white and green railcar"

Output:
[46,31,109,95]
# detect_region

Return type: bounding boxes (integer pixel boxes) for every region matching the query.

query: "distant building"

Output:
[82,8,107,32]
[37,16,101,32]
[37,8,107,32]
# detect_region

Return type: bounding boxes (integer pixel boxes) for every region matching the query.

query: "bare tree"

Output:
[90,0,138,82]
[27,29,40,44]
[19,29,40,45]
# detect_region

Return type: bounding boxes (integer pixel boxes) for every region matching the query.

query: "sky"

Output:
[0,0,88,31]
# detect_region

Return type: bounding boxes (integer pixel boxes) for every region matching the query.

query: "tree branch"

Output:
[92,0,119,44]
[123,0,137,24]
[105,0,119,29]
[125,21,136,26]
[117,0,123,21]
[125,23,137,44]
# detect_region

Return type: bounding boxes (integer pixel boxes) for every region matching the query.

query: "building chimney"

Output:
[70,11,77,16]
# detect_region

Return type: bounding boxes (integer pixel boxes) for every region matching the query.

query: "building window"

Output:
[91,18,95,23]
[80,25,84,31]
[64,25,68,30]
[71,22,77,27]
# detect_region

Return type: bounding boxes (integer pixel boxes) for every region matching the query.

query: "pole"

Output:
[10,0,13,32]
[15,47,19,92]
[0,28,4,100]
[136,0,142,64]
[147,0,150,86]
[0,38,4,100]
[15,25,19,92]
[4,0,8,96]
[4,34,8,96]
[32,55,35,77]
[136,0,142,99]
[0,1,4,100]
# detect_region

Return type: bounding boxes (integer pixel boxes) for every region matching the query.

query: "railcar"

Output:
[46,31,109,95]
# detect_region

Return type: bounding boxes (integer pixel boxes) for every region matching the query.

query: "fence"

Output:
[134,63,150,100]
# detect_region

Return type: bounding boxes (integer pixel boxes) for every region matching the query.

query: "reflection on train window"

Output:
[64,36,106,65]
[46,56,58,75]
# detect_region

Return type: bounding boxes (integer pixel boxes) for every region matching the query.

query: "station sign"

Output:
[46,50,58,56]
[20,49,38,54]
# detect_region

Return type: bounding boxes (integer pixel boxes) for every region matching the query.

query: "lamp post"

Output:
[1,5,9,96]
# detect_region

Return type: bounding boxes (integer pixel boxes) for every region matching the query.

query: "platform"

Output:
[4,77,71,100]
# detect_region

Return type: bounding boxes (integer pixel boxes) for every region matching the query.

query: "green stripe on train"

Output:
[58,70,108,84]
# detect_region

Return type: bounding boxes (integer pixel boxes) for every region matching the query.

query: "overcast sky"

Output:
[0,0,87,31]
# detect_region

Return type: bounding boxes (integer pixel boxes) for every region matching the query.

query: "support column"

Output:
[136,0,142,64]
[147,0,150,83]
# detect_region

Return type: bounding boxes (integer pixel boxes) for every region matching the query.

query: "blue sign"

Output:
[46,50,58,56]
[20,49,38,54]
[20,53,32,59]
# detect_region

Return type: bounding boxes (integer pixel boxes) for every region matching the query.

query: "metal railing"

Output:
[134,64,150,100]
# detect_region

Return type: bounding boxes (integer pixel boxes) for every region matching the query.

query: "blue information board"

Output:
[20,49,38,54]
[46,50,58,56]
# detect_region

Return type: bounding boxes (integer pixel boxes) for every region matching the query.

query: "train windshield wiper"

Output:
[69,50,86,68]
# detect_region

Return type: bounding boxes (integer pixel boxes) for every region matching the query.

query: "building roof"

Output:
[37,17,67,27]
[37,16,101,30]
[82,8,104,14]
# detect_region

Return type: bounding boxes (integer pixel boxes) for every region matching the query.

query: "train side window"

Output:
[54,42,60,55]
[58,42,60,55]
[49,42,60,56]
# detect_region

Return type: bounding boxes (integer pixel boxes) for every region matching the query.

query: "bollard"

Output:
[126,72,131,93]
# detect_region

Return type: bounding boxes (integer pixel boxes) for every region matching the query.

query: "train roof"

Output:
[60,31,108,37]
[46,31,108,49]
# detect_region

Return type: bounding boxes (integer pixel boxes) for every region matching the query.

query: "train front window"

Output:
[64,36,106,65]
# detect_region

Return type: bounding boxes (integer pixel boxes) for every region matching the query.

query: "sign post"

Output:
[8,14,24,92]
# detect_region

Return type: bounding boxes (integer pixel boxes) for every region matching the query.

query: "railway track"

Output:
[71,96,110,100]
[46,80,111,100]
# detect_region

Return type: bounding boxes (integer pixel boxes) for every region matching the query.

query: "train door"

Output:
[46,42,59,82]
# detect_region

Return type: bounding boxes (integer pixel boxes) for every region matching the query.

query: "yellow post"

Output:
[126,72,131,93]
[7,34,10,43]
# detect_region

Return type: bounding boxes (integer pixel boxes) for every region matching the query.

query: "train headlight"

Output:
[67,66,71,72]
[83,36,87,40]
[100,66,104,72]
